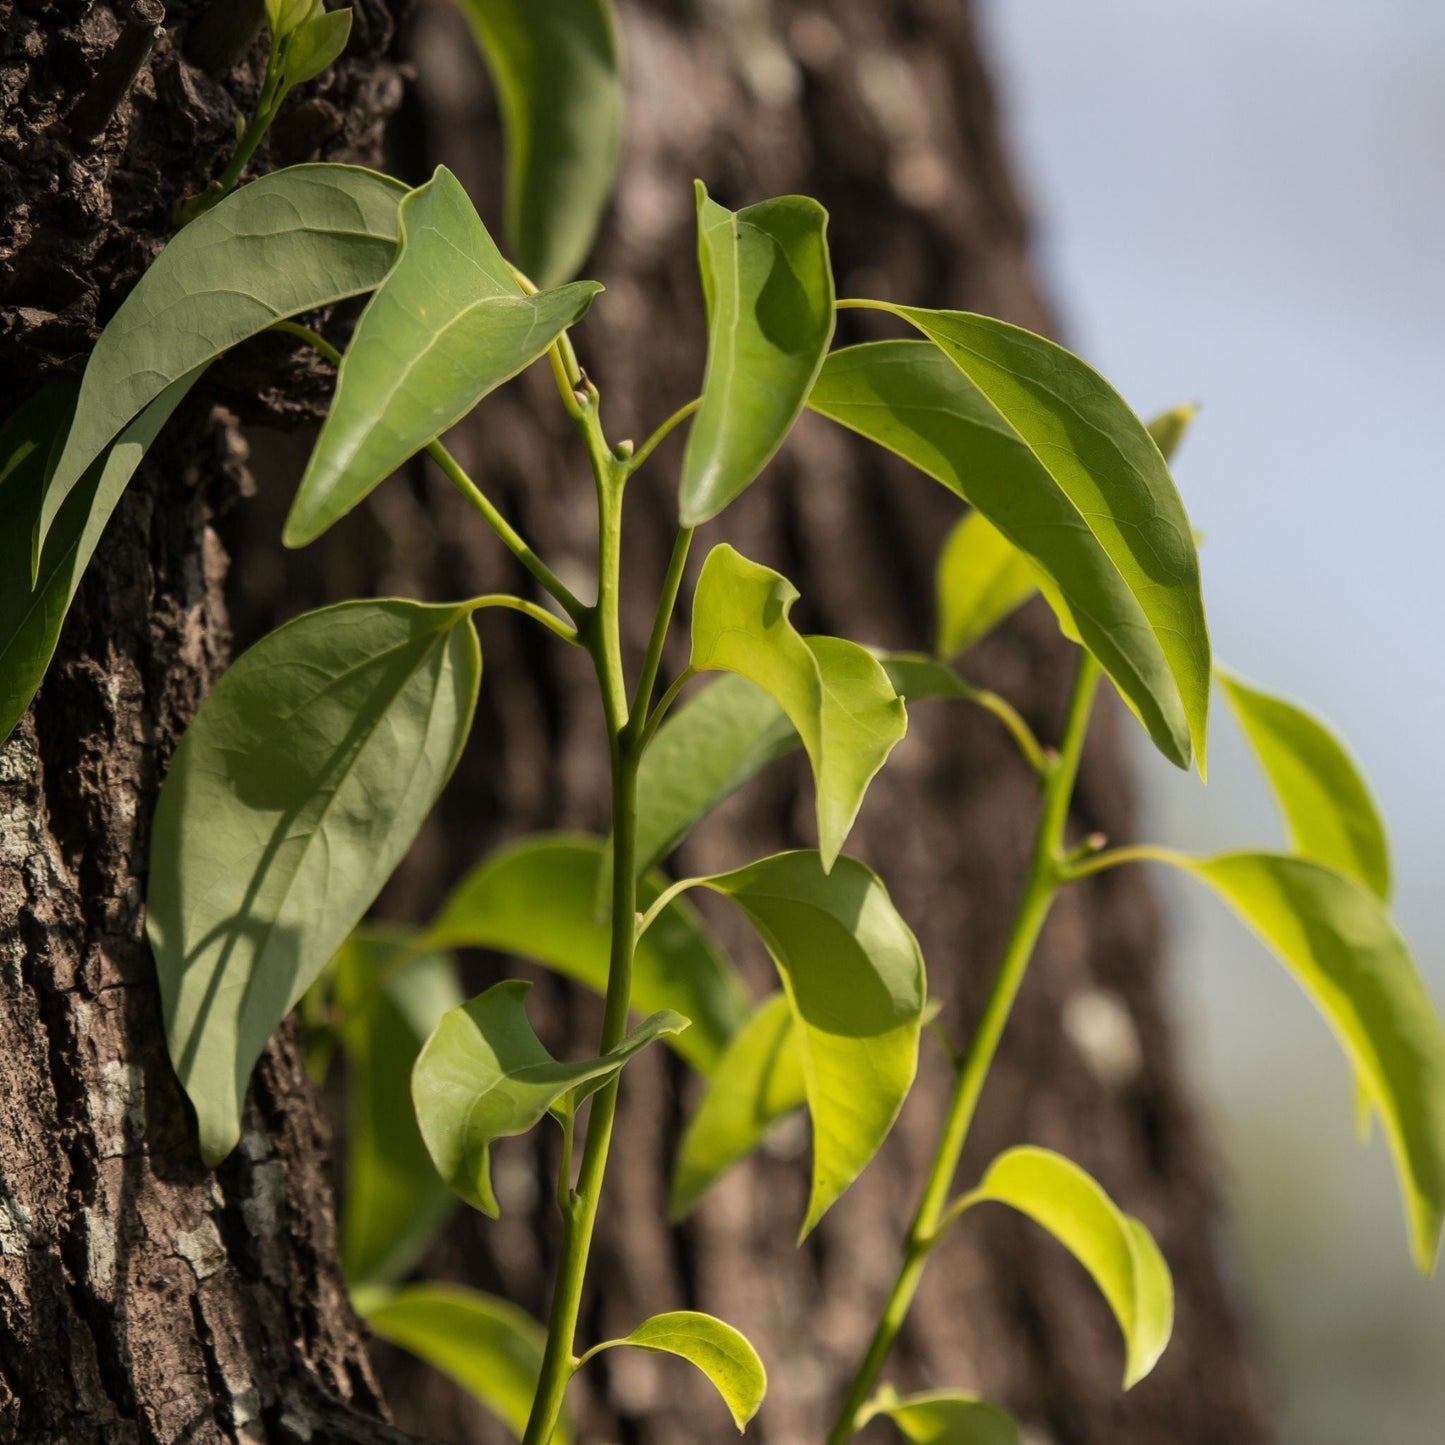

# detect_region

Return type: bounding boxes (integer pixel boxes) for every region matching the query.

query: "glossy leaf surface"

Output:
[690,545,906,869]
[1220,671,1391,899]
[286,167,600,545]
[933,509,1039,660]
[1,370,204,743]
[961,1146,1173,1387]
[43,165,406,548]
[148,598,480,1165]
[363,1283,568,1443]
[679,186,834,524]
[670,993,805,1220]
[595,1311,766,1432]
[333,929,462,1288]
[701,851,925,1235]
[862,1385,1020,1445]
[809,337,1209,771]
[427,834,745,1073]
[455,0,622,288]
[412,979,686,1215]
[1171,850,1445,1272]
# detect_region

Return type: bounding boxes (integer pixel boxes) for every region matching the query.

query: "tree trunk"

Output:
[225,3,1278,1442]
[0,3,420,1440]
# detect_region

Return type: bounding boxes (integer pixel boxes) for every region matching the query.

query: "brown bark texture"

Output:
[0,2,419,1441]
[227,3,1277,1443]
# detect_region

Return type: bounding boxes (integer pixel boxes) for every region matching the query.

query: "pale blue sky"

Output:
[977,3,1445,1439]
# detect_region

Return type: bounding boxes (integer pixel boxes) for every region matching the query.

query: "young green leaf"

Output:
[1219,671,1391,900]
[285,167,601,546]
[586,1311,766,1432]
[412,979,687,1215]
[697,851,926,1236]
[41,165,407,553]
[147,597,480,1166]
[958,1146,1173,1388]
[426,834,746,1073]
[362,1283,570,1444]
[690,545,906,869]
[332,929,462,1289]
[809,337,1210,773]
[670,993,806,1220]
[1163,850,1445,1273]
[2,369,205,743]
[277,6,352,89]
[933,510,1039,661]
[266,0,316,40]
[678,185,835,524]
[860,1385,1020,1445]
[454,0,622,288]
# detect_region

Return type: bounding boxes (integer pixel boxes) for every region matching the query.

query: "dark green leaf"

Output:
[690,545,906,870]
[286,167,601,546]
[1,370,204,743]
[147,597,480,1165]
[1219,671,1391,900]
[589,1311,766,1432]
[809,337,1210,772]
[861,1386,1020,1445]
[454,0,622,287]
[41,165,407,553]
[670,993,804,1220]
[362,1283,569,1443]
[1165,850,1445,1273]
[427,834,746,1073]
[679,186,834,524]
[413,980,687,1215]
[332,929,463,1288]
[698,851,925,1236]
[959,1146,1173,1387]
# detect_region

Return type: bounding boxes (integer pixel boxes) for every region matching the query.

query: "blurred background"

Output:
[978,2,1445,1439]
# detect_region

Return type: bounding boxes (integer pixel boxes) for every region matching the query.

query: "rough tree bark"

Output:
[0,3,420,1441]
[226,3,1277,1443]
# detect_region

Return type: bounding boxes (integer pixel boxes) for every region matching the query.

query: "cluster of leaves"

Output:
[5,5,1443,1443]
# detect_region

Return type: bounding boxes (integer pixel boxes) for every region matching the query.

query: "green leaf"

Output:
[1219,671,1391,900]
[589,1311,766,1432]
[670,993,805,1220]
[455,0,622,288]
[1164,850,1445,1273]
[286,167,601,546]
[960,1146,1173,1388]
[332,929,462,1289]
[1,369,205,743]
[41,165,407,554]
[279,6,352,88]
[362,1283,570,1444]
[412,979,687,1215]
[147,597,481,1166]
[427,834,746,1073]
[861,1385,1020,1445]
[933,509,1039,661]
[808,336,1210,773]
[690,544,906,870]
[266,0,317,40]
[679,185,835,524]
[698,851,925,1236]
[1147,402,1199,462]
[634,673,795,877]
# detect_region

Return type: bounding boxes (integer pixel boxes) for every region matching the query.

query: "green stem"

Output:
[466,594,580,646]
[826,651,1102,1443]
[950,677,1049,776]
[522,382,634,1445]
[626,398,701,476]
[1060,841,1174,882]
[626,528,693,739]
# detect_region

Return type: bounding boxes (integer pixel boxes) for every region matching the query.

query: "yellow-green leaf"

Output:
[861,1385,1020,1445]
[933,509,1039,661]
[1219,671,1391,900]
[690,544,906,870]
[960,1146,1173,1387]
